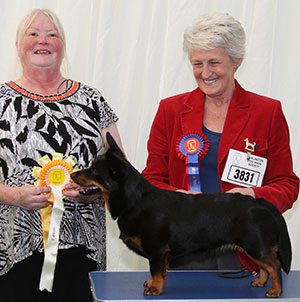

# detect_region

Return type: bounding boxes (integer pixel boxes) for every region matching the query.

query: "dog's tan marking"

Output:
[124,236,145,256]
[144,273,165,296]
[90,181,111,212]
[125,236,142,249]
[73,174,111,211]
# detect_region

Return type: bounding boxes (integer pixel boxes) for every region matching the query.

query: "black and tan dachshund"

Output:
[71,132,291,298]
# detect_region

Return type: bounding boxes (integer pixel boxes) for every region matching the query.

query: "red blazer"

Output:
[142,81,299,213]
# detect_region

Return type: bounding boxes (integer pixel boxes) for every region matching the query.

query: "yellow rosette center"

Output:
[48,168,66,185]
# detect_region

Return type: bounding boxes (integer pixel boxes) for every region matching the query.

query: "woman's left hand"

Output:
[226,187,255,198]
[63,182,101,204]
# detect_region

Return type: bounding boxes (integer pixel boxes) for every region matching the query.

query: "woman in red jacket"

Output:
[142,12,299,270]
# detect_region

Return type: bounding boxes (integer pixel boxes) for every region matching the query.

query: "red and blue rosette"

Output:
[176,132,209,192]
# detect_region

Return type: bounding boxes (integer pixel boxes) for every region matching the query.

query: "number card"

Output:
[221,149,267,187]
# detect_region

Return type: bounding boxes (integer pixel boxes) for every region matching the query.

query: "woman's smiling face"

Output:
[17,13,64,72]
[190,47,241,101]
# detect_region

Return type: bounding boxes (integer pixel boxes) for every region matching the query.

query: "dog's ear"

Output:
[106,132,125,158]
[106,151,128,182]
[106,132,128,180]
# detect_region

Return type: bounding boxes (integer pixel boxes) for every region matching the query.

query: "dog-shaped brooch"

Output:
[71,132,291,298]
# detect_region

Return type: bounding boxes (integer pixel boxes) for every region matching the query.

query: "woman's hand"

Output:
[63,182,101,204]
[176,189,202,195]
[226,187,255,198]
[3,184,52,210]
[176,187,255,198]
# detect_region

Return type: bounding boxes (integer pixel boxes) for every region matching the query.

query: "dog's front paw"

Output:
[144,279,152,288]
[143,286,162,296]
[143,278,163,296]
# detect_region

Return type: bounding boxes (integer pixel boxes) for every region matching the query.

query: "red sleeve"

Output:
[141,102,179,191]
[251,102,299,213]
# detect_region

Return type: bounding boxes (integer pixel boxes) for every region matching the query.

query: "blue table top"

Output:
[89,270,300,301]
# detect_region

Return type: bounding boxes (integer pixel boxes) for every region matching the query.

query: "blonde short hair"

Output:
[183,13,245,63]
[16,9,66,56]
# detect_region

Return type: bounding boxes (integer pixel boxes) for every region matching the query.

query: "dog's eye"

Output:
[110,169,117,175]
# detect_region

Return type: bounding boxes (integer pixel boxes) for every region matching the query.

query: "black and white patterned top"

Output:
[0,81,118,275]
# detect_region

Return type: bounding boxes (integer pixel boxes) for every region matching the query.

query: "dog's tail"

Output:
[264,200,292,274]
[278,218,292,274]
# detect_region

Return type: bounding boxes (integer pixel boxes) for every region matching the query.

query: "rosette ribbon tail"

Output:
[40,205,52,252]
[186,153,202,192]
[39,185,65,292]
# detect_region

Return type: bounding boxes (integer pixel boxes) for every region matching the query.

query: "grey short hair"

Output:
[183,13,246,63]
[16,9,66,57]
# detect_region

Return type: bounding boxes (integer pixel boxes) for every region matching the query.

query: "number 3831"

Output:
[233,168,255,183]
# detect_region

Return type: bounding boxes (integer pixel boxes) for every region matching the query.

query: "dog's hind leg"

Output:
[144,252,169,296]
[247,252,283,298]
[263,263,282,298]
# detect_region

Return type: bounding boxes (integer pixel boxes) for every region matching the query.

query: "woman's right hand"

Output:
[1,184,52,210]
[176,189,202,195]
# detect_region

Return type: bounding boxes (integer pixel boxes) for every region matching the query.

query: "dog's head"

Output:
[71,132,129,218]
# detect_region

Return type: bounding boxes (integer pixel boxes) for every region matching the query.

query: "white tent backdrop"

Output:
[0,0,299,271]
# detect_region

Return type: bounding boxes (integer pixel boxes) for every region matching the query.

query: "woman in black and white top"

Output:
[0,8,123,302]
